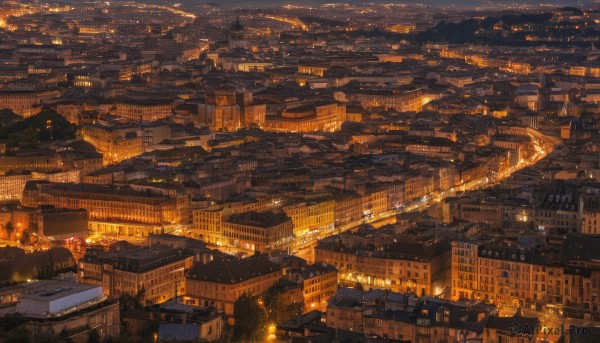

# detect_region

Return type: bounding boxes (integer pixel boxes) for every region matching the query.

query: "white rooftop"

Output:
[16,283,105,318]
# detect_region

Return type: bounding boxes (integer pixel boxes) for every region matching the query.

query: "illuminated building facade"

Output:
[288,263,338,312]
[221,210,294,253]
[346,88,423,112]
[185,254,283,316]
[0,154,62,175]
[264,102,346,133]
[282,199,335,245]
[452,236,600,321]
[115,101,173,123]
[325,288,497,343]
[297,65,329,77]
[0,89,62,117]
[81,123,144,165]
[316,239,450,297]
[192,198,270,245]
[22,182,189,238]
[79,244,193,304]
[0,174,31,203]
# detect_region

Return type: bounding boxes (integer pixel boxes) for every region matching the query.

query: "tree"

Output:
[3,327,31,343]
[87,329,100,343]
[264,284,303,325]
[6,126,38,149]
[4,222,14,239]
[232,293,267,343]
[59,328,73,343]
[32,329,73,343]
[0,108,76,144]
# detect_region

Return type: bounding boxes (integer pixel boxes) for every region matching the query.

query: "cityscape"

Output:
[0,0,599,342]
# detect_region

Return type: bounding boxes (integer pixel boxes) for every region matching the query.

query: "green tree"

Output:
[232,293,267,343]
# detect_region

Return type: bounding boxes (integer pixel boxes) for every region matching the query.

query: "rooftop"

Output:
[187,253,281,284]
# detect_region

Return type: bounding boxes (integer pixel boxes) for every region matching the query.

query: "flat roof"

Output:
[22,283,100,302]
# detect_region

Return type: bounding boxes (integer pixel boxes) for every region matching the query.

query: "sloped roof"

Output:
[187,253,281,284]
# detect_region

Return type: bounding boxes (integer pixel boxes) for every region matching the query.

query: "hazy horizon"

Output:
[138,0,585,10]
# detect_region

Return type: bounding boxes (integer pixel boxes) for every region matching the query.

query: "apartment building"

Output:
[191,197,270,244]
[452,234,600,320]
[222,210,294,253]
[264,101,346,133]
[282,198,335,245]
[115,100,173,123]
[79,244,194,305]
[185,253,283,316]
[325,288,497,343]
[288,262,338,312]
[316,233,450,297]
[22,182,189,238]
[81,123,144,165]
[0,89,62,117]
[346,87,423,112]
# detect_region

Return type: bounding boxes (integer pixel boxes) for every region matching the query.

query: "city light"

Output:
[0,2,596,343]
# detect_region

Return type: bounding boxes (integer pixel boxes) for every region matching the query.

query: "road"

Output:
[291,132,554,253]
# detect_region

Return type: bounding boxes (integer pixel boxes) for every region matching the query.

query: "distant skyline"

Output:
[159,0,584,9]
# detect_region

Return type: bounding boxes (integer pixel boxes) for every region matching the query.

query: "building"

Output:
[192,205,225,244]
[484,309,540,343]
[533,183,582,237]
[451,240,564,309]
[561,234,600,320]
[150,301,223,342]
[288,262,338,312]
[78,244,194,304]
[221,210,294,253]
[185,253,283,316]
[191,198,270,245]
[582,199,600,234]
[147,233,225,265]
[325,288,497,343]
[0,154,62,175]
[228,18,247,49]
[81,123,144,165]
[0,246,76,282]
[297,64,329,77]
[263,102,346,133]
[315,229,451,297]
[0,89,62,117]
[329,188,362,230]
[450,233,600,320]
[22,182,190,238]
[346,87,423,112]
[0,170,82,204]
[282,198,335,247]
[115,100,173,123]
[15,282,120,341]
[33,207,88,241]
[0,173,31,203]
